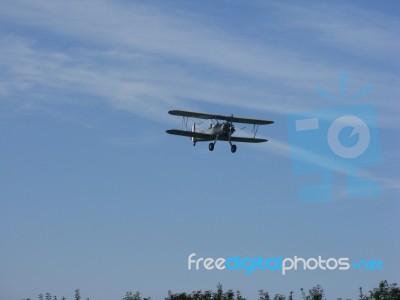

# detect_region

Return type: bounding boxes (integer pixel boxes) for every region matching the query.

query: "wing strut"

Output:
[181,116,189,131]
[252,124,260,138]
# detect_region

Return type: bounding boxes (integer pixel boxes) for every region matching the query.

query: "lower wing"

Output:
[166,129,215,141]
[166,130,267,143]
[220,136,267,143]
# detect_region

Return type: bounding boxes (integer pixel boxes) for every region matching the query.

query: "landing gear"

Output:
[230,144,237,153]
[208,143,214,151]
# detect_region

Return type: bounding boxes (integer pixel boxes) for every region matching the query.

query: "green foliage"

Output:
[301,284,325,300]
[165,291,191,300]
[165,284,246,300]
[363,280,400,300]
[191,290,213,300]
[22,280,400,300]
[259,290,294,300]
[288,291,294,300]
[236,290,246,300]
[371,280,400,299]
[359,287,369,300]
[124,291,142,300]
[259,290,271,300]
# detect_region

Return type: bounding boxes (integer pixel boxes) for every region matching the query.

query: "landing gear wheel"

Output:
[231,144,237,153]
[209,143,215,151]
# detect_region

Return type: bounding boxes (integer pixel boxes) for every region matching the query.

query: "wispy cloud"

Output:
[260,137,400,194]
[0,0,398,128]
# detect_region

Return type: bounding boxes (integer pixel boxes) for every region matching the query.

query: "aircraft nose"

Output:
[222,123,235,133]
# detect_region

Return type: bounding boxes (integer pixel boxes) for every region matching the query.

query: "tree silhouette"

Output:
[214,284,224,300]
[288,291,294,300]
[369,280,400,300]
[123,291,142,300]
[165,290,190,300]
[21,280,400,300]
[74,289,80,300]
[301,284,325,300]
[164,285,247,300]
[259,290,271,300]
[235,290,246,300]
[359,286,369,300]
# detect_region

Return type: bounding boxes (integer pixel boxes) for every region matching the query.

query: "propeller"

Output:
[229,114,235,134]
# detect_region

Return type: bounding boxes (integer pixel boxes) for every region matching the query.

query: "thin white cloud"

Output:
[260,138,400,194]
[266,2,400,62]
[0,0,398,128]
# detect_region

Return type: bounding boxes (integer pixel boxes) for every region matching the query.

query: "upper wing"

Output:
[169,110,273,125]
[166,129,215,140]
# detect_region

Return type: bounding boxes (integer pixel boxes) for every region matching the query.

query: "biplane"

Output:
[166,110,274,153]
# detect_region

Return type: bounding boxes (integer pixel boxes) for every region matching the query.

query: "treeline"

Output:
[22,280,400,300]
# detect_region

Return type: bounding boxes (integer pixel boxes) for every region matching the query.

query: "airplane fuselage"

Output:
[194,122,235,142]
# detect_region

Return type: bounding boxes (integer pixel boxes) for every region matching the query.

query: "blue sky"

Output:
[0,1,399,299]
